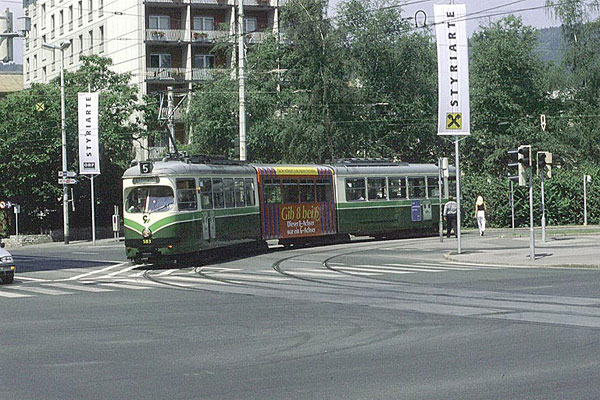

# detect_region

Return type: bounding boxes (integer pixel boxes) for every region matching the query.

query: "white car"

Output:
[0,244,15,284]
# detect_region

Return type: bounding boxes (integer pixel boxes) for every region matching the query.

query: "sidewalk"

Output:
[443,229,600,268]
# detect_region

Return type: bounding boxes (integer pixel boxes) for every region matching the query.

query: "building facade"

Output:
[22,0,280,158]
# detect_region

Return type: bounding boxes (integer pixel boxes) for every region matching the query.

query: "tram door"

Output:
[202,211,216,241]
[199,179,217,241]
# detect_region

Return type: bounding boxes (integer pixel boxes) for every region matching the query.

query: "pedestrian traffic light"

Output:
[537,151,552,179]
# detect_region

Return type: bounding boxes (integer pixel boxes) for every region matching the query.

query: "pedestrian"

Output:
[443,196,458,238]
[475,195,487,236]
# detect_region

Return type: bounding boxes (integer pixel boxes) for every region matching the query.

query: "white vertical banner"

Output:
[434,4,470,136]
[78,92,100,174]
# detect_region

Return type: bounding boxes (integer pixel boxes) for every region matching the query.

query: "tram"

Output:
[123,156,454,264]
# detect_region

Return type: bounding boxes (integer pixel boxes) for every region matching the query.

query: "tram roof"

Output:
[123,160,256,178]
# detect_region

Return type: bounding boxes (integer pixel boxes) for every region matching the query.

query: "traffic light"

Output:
[537,151,552,179]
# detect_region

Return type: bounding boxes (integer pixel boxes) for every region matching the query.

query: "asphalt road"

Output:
[2,235,600,399]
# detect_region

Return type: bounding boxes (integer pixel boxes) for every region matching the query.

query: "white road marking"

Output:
[0,289,32,298]
[379,264,444,272]
[442,261,530,268]
[5,286,72,295]
[161,275,230,285]
[99,282,151,290]
[66,263,129,281]
[72,252,100,255]
[332,265,412,274]
[96,265,138,279]
[15,276,50,282]
[45,282,113,293]
[203,273,290,282]
[156,269,177,276]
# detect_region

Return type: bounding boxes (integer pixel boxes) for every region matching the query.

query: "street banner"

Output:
[78,92,100,174]
[434,4,470,136]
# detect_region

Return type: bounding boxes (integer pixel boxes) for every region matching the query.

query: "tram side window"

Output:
[300,179,315,203]
[408,177,426,198]
[213,178,225,208]
[389,177,406,200]
[346,178,366,201]
[176,179,198,211]
[264,179,282,204]
[244,178,256,206]
[282,179,299,204]
[316,179,332,202]
[427,177,440,198]
[448,176,457,198]
[224,178,235,208]
[367,178,387,200]
[198,179,213,209]
[234,178,245,207]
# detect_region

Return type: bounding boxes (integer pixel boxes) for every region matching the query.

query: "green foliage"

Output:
[0,56,156,233]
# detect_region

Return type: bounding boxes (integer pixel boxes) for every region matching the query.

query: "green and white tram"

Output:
[123,159,261,263]
[331,159,453,238]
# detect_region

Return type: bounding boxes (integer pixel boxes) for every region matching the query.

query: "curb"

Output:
[443,252,600,269]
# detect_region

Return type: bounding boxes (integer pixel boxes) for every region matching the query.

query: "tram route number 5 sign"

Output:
[78,92,100,175]
[411,200,422,222]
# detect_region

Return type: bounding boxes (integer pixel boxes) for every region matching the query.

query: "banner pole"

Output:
[91,175,96,245]
[455,137,461,254]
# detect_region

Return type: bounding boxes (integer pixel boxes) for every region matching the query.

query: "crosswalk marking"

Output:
[99,282,151,290]
[202,272,291,282]
[96,265,138,279]
[45,282,114,293]
[156,269,177,276]
[332,265,413,275]
[67,263,129,281]
[0,289,32,298]
[5,285,72,295]
[163,275,231,285]
[380,264,444,272]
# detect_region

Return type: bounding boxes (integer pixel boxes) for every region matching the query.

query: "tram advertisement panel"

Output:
[280,202,323,238]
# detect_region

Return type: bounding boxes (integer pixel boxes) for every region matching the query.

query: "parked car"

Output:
[0,243,15,284]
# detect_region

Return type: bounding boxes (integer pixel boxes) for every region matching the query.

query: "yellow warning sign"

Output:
[35,103,45,112]
[446,113,462,130]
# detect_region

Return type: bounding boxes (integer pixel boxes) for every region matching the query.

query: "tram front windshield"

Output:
[126,186,174,213]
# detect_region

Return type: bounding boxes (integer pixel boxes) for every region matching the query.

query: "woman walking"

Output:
[475,196,487,236]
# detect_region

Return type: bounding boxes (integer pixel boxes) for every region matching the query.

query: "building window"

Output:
[88,0,93,21]
[51,50,56,71]
[193,54,215,69]
[26,58,30,80]
[99,26,104,53]
[33,55,38,78]
[99,0,103,17]
[79,34,83,56]
[78,1,83,26]
[41,35,47,61]
[88,30,93,54]
[244,17,257,33]
[69,39,74,64]
[150,53,171,68]
[193,16,214,31]
[41,4,46,29]
[60,10,64,34]
[149,15,170,30]
[50,15,55,38]
[68,6,73,31]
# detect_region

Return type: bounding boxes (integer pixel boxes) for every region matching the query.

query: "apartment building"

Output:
[22,0,280,157]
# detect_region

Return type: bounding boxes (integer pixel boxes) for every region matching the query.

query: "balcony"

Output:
[191,68,226,80]
[146,67,187,81]
[191,30,229,44]
[246,31,267,44]
[146,29,187,42]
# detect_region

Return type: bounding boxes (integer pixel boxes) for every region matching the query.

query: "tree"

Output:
[0,56,157,234]
[466,16,547,175]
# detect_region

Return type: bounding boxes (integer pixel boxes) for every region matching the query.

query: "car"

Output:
[0,243,15,284]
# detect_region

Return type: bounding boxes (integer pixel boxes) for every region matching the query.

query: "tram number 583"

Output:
[142,239,152,245]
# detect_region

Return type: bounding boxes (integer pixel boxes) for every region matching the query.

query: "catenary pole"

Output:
[238,0,247,161]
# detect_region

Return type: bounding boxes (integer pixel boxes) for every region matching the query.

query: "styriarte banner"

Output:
[78,92,100,174]
[434,4,470,136]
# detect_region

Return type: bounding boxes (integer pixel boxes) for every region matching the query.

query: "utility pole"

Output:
[167,86,176,154]
[238,0,247,161]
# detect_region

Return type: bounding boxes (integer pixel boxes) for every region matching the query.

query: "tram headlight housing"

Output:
[142,227,152,238]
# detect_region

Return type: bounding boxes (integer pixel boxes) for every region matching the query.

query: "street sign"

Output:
[57,171,77,178]
[58,178,78,185]
[540,114,546,131]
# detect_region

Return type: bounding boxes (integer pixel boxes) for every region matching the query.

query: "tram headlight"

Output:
[142,227,152,238]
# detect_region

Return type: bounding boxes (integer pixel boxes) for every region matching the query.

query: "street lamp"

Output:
[42,41,70,244]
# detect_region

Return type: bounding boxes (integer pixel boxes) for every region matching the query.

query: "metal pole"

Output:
[510,179,515,232]
[15,206,19,238]
[541,172,546,242]
[438,158,443,242]
[529,167,535,260]
[584,175,588,226]
[238,0,247,161]
[167,86,175,154]
[60,47,70,244]
[91,175,96,245]
[455,137,461,254]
